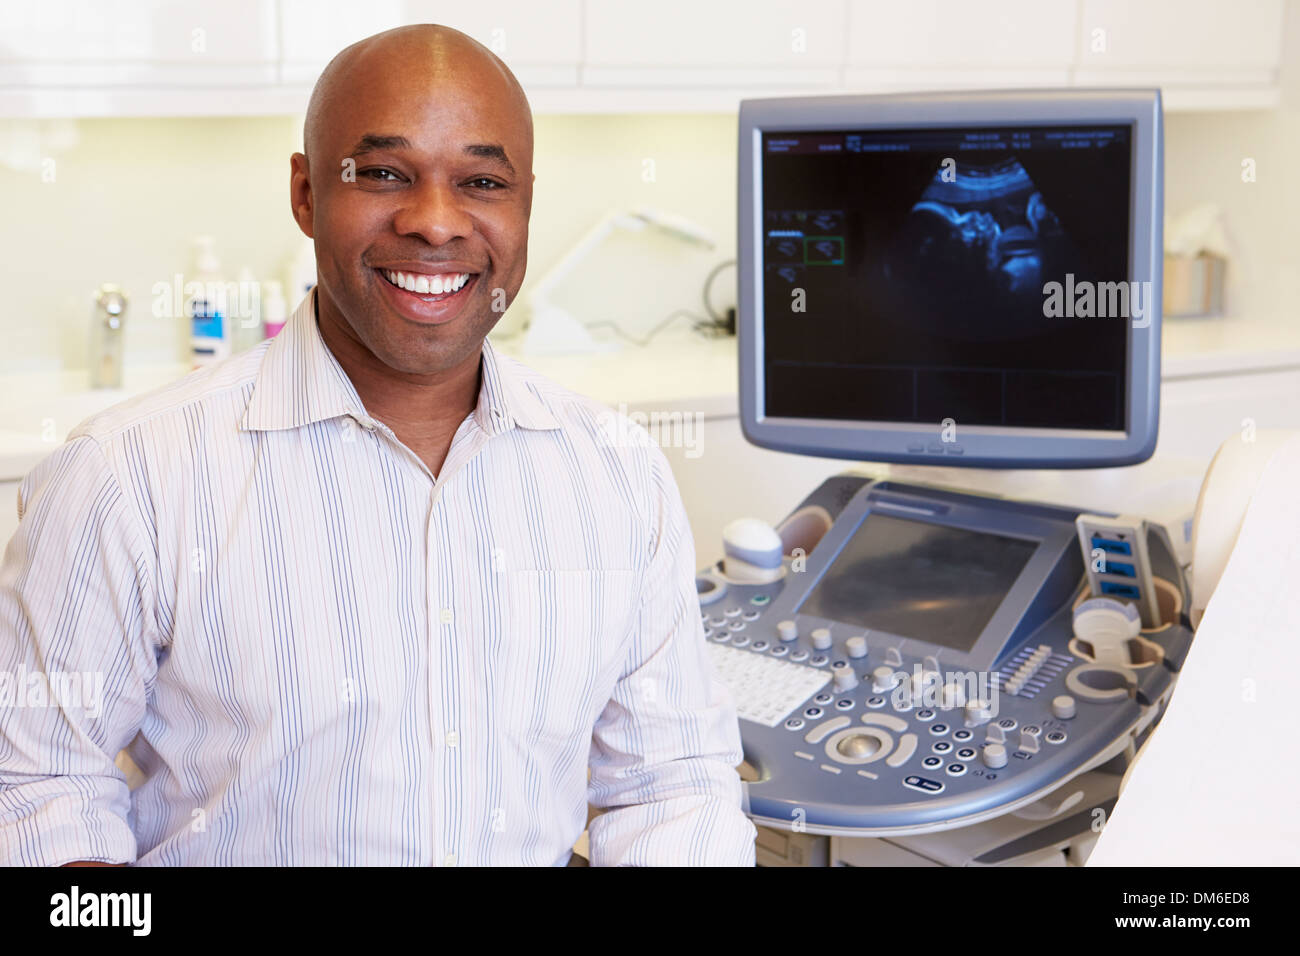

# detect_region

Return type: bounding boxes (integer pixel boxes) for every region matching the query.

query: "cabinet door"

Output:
[1157,369,1300,464]
[1075,0,1284,103]
[583,0,844,87]
[0,0,279,86]
[845,0,1077,90]
[278,0,581,88]
[1077,0,1284,69]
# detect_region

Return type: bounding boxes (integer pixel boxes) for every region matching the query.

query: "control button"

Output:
[997,717,1018,731]
[857,769,879,780]
[831,665,859,693]
[885,646,904,667]
[982,743,1009,769]
[793,751,815,761]
[964,699,993,726]
[893,696,912,712]
[836,735,880,760]
[813,692,834,705]
[932,740,953,754]
[956,748,976,760]
[946,762,968,777]
[921,755,943,770]
[751,640,769,651]
[952,729,973,742]
[731,635,749,648]
[985,724,1006,745]
[1024,724,1042,736]
[929,723,950,736]
[846,636,869,659]
[1045,730,1067,745]
[1018,728,1041,754]
[723,606,742,618]
[790,649,809,662]
[707,616,725,628]
[861,713,908,733]
[834,698,855,711]
[804,716,851,744]
[750,594,771,606]
[776,619,798,642]
[810,627,833,650]
[810,654,829,667]
[886,733,918,768]
[903,775,945,794]
[915,709,936,721]
[727,620,746,632]
[742,610,761,622]
[871,666,900,692]
[804,706,824,719]
[819,764,842,775]
[1051,695,1077,720]
[770,645,789,657]
[784,718,805,731]
[710,630,730,643]
[866,696,886,708]
[825,727,892,765]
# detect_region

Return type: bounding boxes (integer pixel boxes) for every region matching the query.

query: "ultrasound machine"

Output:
[698,89,1195,866]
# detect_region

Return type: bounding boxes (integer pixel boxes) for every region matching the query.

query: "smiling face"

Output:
[291,27,534,377]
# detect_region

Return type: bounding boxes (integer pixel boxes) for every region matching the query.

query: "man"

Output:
[0,24,756,866]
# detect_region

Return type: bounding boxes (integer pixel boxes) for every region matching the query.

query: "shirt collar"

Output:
[241,287,560,435]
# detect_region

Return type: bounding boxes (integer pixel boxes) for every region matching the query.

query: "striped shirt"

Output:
[0,289,756,866]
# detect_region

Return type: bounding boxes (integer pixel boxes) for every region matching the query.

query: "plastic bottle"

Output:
[188,236,230,367]
[262,281,288,337]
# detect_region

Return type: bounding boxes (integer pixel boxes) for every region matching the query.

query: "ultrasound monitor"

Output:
[737,89,1163,468]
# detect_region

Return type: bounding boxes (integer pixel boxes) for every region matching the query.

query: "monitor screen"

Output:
[797,512,1038,652]
[761,124,1132,431]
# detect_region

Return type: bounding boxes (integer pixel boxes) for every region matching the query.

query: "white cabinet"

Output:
[583,0,843,88]
[277,0,582,89]
[1075,0,1286,108]
[0,0,279,86]
[0,0,1290,116]
[845,0,1078,90]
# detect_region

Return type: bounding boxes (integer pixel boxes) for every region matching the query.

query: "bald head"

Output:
[304,24,532,163]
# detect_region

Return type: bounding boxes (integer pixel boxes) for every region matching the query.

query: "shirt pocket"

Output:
[494,569,639,750]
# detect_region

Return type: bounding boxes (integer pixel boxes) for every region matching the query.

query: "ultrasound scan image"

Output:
[884,157,1077,340]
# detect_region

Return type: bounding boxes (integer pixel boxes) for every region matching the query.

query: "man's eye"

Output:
[359,168,401,182]
[468,177,505,190]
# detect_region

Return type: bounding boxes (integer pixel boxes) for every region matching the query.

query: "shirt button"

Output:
[442,854,456,867]
[439,608,454,624]
[445,730,459,748]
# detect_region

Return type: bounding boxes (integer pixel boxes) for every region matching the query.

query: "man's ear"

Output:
[290,152,314,239]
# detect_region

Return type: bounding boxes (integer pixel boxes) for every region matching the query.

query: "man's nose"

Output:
[391,179,474,245]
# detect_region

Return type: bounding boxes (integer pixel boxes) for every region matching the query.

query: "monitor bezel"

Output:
[738,89,1163,469]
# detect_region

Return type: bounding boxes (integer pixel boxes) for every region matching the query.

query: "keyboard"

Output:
[705,641,831,727]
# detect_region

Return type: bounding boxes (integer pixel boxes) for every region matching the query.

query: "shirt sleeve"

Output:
[0,435,159,866]
[585,444,757,866]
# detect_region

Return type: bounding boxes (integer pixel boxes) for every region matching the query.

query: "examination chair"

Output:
[1087,429,1300,865]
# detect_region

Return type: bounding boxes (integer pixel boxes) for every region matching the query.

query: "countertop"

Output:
[3,312,1297,482]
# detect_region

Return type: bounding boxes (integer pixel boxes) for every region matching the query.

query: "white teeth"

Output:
[382,270,470,295]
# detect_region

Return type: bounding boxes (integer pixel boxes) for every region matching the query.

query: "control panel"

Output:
[699,476,1195,836]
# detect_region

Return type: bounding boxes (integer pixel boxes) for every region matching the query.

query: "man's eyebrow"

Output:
[348,134,411,156]
[347,134,516,175]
